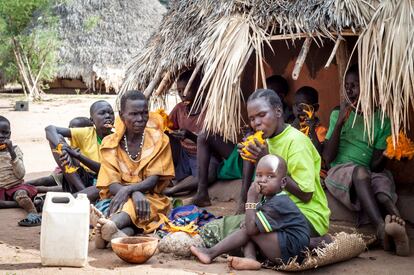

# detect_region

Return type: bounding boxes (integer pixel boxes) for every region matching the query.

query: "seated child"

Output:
[266,75,293,123]
[292,86,327,154]
[27,116,93,193]
[164,70,218,196]
[45,101,114,202]
[191,154,310,270]
[0,116,41,226]
[323,64,409,256]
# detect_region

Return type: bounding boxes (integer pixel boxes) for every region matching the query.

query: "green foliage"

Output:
[84,15,101,32]
[0,0,59,87]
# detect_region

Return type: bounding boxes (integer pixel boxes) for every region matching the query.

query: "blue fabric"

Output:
[168,205,216,227]
[174,148,197,181]
[95,198,112,217]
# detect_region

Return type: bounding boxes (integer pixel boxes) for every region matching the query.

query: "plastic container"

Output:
[40,192,90,267]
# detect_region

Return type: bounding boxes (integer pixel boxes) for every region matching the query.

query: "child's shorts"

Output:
[0,183,38,201]
[277,229,309,264]
[325,162,397,212]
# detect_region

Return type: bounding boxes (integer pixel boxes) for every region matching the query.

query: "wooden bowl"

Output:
[111,236,158,264]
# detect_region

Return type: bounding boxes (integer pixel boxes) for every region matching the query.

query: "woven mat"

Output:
[269,232,366,272]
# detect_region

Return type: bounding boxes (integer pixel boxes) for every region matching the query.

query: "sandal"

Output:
[18,213,42,227]
[34,194,46,213]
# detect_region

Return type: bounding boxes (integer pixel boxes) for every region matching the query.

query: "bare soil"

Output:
[1,94,414,274]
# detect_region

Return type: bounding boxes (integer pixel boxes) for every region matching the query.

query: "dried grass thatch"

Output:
[356,0,414,144]
[35,0,165,92]
[122,0,377,142]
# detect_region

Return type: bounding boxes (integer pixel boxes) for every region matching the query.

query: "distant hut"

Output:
[45,0,166,93]
[122,0,414,222]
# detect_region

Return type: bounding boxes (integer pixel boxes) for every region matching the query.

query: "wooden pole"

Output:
[292,37,312,80]
[143,67,163,98]
[154,71,173,97]
[183,63,202,97]
[325,35,344,68]
[269,30,359,41]
[335,39,350,101]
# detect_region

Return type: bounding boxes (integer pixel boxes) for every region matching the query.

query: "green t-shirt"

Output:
[325,110,391,168]
[267,125,330,236]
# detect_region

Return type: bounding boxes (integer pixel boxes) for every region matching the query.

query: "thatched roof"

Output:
[49,0,166,91]
[123,0,377,91]
[122,0,381,142]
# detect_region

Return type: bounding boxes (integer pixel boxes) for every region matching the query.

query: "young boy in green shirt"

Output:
[323,64,409,256]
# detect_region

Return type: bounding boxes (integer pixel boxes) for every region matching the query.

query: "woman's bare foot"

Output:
[190,193,212,207]
[97,218,127,242]
[228,256,261,270]
[90,204,105,227]
[190,246,213,264]
[95,222,108,249]
[385,215,410,256]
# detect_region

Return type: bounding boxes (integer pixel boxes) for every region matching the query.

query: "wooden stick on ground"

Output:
[183,63,202,97]
[292,37,312,80]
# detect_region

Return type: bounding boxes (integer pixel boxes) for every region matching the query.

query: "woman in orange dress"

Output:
[95,90,174,248]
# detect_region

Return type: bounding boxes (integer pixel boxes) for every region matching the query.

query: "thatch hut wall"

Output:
[40,0,166,92]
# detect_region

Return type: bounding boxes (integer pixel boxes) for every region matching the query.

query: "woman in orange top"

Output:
[95,90,174,248]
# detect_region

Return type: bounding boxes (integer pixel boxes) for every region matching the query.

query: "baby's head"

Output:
[0,115,11,146]
[255,154,287,197]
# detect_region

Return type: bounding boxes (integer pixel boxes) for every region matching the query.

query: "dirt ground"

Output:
[1,94,414,274]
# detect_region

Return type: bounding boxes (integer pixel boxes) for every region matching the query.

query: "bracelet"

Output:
[245,202,258,210]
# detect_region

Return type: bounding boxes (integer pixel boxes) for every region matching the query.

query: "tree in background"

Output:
[0,0,59,101]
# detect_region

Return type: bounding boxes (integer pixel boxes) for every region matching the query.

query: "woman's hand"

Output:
[238,139,269,162]
[109,186,131,215]
[132,191,151,221]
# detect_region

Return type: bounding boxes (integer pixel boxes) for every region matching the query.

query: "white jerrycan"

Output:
[40,192,90,267]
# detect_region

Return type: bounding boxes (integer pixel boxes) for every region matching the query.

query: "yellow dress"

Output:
[97,114,174,233]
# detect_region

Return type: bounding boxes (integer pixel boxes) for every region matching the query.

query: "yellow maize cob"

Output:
[240,131,265,162]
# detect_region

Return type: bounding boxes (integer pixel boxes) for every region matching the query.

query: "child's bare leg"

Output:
[191,228,250,264]
[14,190,37,214]
[164,176,198,196]
[385,215,410,256]
[192,133,234,207]
[228,241,261,270]
[36,186,62,193]
[250,232,282,263]
[0,200,19,208]
[26,175,57,187]
[352,167,385,244]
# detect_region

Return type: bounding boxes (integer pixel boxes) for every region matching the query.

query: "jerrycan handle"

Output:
[45,192,74,207]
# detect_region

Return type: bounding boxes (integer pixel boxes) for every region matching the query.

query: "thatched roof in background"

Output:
[121,0,378,142]
[123,0,377,91]
[47,0,166,91]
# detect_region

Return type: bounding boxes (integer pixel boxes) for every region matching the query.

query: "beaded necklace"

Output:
[123,132,144,161]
